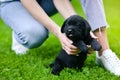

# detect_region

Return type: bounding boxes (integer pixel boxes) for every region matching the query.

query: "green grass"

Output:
[0,0,120,80]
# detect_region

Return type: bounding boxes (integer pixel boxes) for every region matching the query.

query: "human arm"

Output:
[53,0,77,19]
[20,0,78,54]
[20,0,60,37]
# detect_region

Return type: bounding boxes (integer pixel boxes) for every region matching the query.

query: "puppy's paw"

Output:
[91,39,102,51]
[76,41,88,53]
[51,69,60,76]
[51,64,63,76]
[49,63,54,68]
[80,46,88,53]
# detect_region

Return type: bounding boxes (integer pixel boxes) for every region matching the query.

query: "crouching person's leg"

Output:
[12,24,49,54]
[0,1,49,54]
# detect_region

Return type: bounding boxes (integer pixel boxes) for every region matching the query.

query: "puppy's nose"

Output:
[67,29,74,34]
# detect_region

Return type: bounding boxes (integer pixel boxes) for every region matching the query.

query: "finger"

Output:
[63,33,73,44]
[63,34,78,49]
[63,41,77,50]
[70,49,80,54]
[69,50,81,56]
[62,42,78,55]
[88,48,95,54]
[87,45,94,51]
[87,45,95,54]
[64,46,78,54]
[88,51,95,54]
[63,45,80,55]
[90,32,98,39]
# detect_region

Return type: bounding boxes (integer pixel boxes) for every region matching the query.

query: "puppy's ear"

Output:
[61,19,68,33]
[84,21,91,36]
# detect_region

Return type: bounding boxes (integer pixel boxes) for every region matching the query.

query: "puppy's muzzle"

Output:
[66,29,74,37]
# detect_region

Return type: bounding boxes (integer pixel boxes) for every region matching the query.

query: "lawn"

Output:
[0,0,120,80]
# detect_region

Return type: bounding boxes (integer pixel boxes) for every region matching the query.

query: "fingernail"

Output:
[70,41,73,44]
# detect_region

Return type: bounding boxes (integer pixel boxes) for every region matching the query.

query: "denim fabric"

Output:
[80,0,108,31]
[0,0,57,48]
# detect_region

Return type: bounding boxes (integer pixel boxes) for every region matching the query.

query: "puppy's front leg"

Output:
[87,35,102,51]
[73,41,88,53]
[90,38,102,51]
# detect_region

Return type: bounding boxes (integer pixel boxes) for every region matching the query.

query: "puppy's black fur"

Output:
[50,15,102,75]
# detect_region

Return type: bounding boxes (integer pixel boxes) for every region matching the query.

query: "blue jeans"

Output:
[0,0,57,48]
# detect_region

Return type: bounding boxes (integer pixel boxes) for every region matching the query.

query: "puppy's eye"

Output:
[76,23,81,26]
[76,22,85,27]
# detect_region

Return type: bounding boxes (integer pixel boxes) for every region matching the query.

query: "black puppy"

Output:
[50,15,102,75]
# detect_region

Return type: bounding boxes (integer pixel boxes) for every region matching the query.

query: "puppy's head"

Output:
[61,15,91,41]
